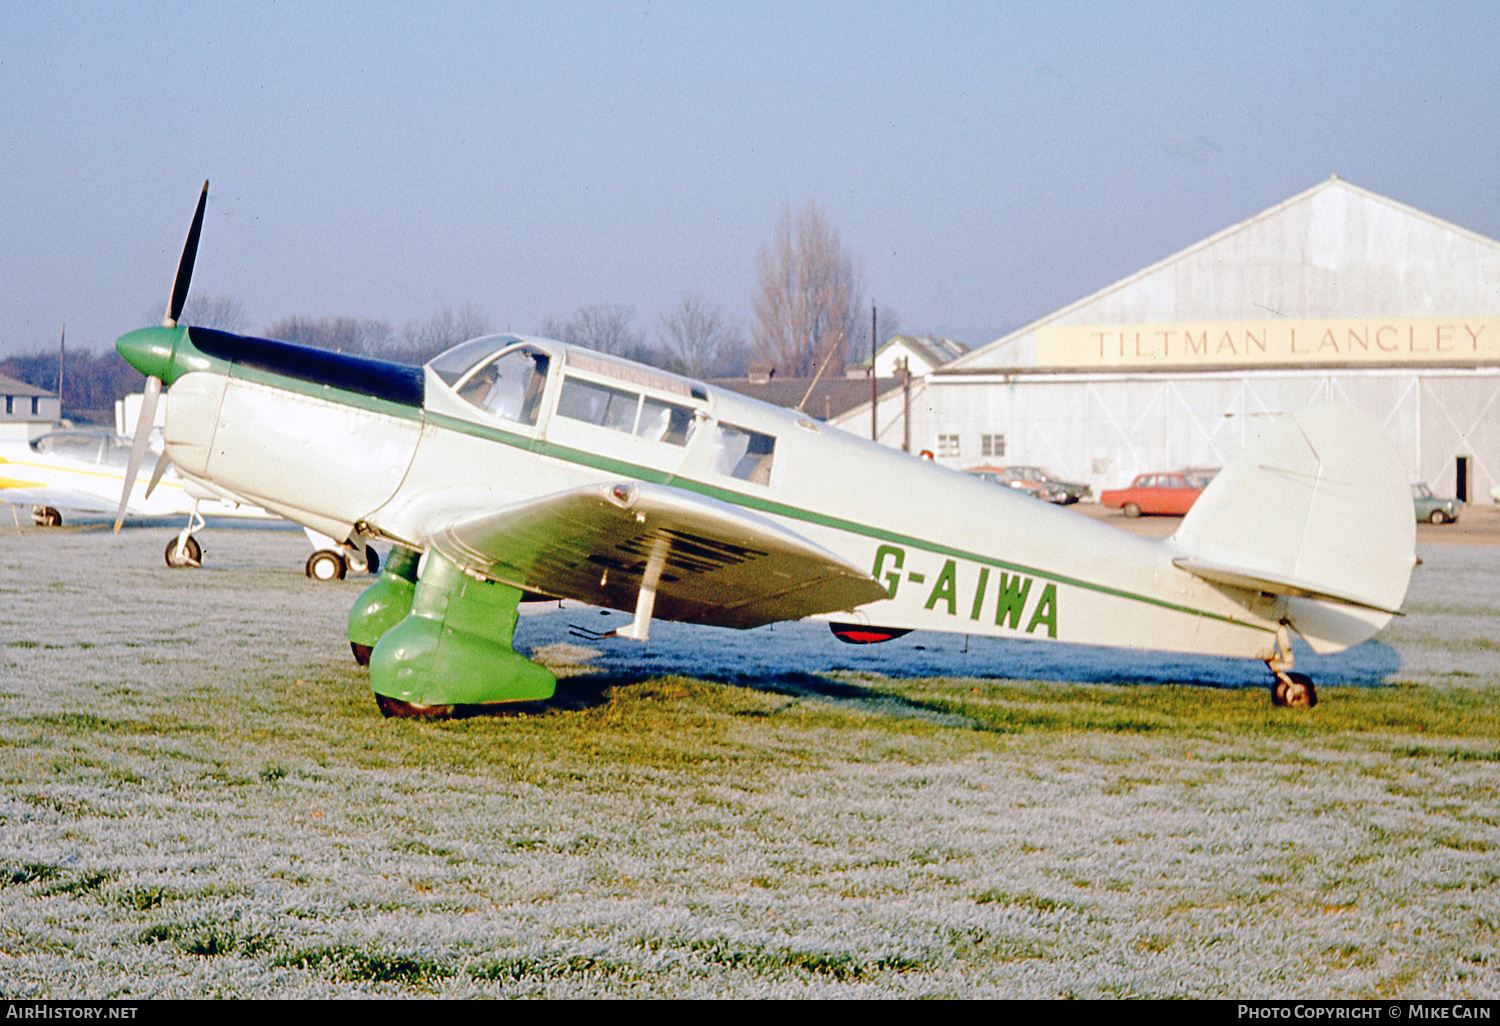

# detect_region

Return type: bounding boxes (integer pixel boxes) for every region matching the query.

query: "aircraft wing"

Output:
[428,481,889,629]
[0,482,118,514]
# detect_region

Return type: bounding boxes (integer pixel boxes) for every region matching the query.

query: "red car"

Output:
[1099,472,1204,517]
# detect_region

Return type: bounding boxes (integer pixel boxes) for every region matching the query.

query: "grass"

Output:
[0,527,1498,997]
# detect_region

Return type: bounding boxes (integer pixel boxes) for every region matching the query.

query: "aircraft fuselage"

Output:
[118,324,1291,662]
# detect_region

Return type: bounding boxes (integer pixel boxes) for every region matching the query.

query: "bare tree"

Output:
[540,304,647,358]
[264,316,394,356]
[397,303,491,364]
[659,295,746,378]
[140,294,250,332]
[751,201,863,378]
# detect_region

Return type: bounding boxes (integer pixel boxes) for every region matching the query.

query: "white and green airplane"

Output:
[113,184,1416,716]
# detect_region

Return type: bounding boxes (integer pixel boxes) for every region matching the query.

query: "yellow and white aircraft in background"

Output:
[0,423,372,579]
[113,184,1417,716]
[0,427,277,562]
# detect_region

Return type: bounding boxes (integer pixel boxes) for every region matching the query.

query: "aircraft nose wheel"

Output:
[305,549,347,581]
[1272,671,1318,708]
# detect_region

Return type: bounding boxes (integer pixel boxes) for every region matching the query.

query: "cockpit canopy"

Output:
[31,430,134,468]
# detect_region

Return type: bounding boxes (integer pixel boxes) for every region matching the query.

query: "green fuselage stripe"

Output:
[225,370,1266,633]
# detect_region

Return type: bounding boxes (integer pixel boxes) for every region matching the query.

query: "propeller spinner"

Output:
[114,181,208,533]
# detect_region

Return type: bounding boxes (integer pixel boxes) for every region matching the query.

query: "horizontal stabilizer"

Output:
[1171,557,1403,615]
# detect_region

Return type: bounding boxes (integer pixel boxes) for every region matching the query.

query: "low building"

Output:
[0,373,60,441]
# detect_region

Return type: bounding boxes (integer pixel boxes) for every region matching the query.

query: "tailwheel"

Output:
[306,549,347,581]
[375,693,452,719]
[164,534,202,567]
[1272,671,1318,709]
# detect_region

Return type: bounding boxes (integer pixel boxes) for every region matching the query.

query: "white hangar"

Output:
[842,176,1500,502]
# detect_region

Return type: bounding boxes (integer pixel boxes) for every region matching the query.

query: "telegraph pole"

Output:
[870,303,877,441]
[57,324,65,422]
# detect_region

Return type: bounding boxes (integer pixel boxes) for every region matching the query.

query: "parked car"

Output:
[996,466,1092,504]
[964,466,1069,503]
[1099,472,1205,517]
[1412,483,1461,524]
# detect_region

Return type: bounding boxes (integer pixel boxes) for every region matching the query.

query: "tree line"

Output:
[3,200,904,424]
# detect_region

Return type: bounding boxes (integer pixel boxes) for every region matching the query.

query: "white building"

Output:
[0,373,60,441]
[839,176,1500,502]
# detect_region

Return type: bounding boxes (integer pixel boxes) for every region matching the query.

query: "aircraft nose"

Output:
[115,327,181,381]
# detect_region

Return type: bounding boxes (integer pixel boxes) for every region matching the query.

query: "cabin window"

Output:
[712,424,776,484]
[456,347,550,425]
[637,397,698,447]
[557,377,641,433]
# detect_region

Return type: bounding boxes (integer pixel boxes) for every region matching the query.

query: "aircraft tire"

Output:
[1123,502,1141,518]
[1272,671,1318,709]
[351,642,373,667]
[345,545,380,575]
[306,549,347,582]
[375,693,452,719]
[164,535,202,568]
[33,507,62,527]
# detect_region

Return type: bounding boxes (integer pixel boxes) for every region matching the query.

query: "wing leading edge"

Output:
[429,481,890,629]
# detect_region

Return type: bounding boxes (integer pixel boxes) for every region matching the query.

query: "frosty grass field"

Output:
[1,523,1497,998]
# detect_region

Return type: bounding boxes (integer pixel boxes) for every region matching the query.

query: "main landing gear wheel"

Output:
[344,545,380,575]
[164,535,202,567]
[375,694,452,719]
[350,642,372,667]
[1272,671,1318,709]
[32,506,62,527]
[1123,502,1141,518]
[306,549,347,581]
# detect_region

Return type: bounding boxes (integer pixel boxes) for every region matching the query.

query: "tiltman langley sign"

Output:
[1035,318,1500,369]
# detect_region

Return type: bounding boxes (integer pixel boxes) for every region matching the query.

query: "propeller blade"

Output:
[144,450,172,500]
[114,375,161,532]
[164,181,209,327]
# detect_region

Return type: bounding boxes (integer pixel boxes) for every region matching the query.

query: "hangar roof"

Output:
[951,176,1500,373]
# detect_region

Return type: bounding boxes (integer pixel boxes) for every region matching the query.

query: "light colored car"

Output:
[964,466,1069,502]
[996,465,1091,504]
[1412,483,1461,524]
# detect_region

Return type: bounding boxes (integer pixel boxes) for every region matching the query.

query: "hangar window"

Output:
[981,433,1005,458]
[937,433,960,458]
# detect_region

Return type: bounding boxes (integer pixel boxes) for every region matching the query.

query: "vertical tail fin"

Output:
[1171,401,1416,653]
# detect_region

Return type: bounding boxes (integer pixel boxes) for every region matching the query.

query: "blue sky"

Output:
[3,1,1497,354]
